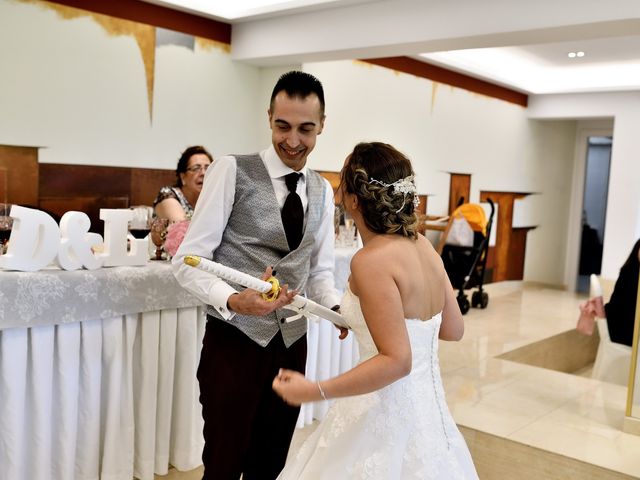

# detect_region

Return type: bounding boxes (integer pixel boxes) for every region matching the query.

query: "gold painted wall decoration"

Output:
[22,0,156,122]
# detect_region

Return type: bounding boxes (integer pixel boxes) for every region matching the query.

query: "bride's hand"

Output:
[272,369,318,406]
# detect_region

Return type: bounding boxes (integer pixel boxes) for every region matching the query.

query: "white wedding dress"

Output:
[278,287,479,479]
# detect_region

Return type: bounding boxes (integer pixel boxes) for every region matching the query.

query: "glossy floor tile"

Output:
[438,282,640,478]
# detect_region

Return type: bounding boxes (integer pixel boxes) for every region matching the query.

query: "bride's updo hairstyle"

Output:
[341,142,420,239]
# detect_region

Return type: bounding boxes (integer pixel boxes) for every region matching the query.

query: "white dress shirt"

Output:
[172,145,341,319]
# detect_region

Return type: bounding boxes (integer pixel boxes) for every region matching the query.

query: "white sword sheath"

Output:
[184,255,348,328]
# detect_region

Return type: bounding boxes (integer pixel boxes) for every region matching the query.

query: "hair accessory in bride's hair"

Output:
[368,175,420,213]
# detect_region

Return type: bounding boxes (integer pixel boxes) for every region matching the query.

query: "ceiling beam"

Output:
[46,0,231,43]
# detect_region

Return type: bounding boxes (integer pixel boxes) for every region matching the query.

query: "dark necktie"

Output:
[281,172,304,250]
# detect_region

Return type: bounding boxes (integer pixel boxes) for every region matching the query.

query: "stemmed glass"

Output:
[128,205,153,239]
[150,217,170,260]
[0,203,13,255]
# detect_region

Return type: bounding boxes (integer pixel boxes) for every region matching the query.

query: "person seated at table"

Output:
[577,238,640,346]
[153,145,213,221]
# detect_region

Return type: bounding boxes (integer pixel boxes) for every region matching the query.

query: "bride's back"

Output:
[391,234,446,321]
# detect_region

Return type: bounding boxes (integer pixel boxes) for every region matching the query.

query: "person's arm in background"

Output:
[172,156,238,319]
[305,178,341,310]
[155,194,187,222]
[604,259,639,347]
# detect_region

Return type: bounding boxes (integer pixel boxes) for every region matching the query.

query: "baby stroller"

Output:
[439,199,495,315]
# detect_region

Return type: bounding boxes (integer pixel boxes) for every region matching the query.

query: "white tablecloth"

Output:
[0,262,197,329]
[0,262,205,480]
[0,248,360,477]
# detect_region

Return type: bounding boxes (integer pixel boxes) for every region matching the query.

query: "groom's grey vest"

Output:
[206,154,327,347]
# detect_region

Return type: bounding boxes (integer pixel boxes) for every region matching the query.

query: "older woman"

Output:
[153,145,213,221]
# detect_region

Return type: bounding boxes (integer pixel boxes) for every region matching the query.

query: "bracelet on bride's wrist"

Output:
[317,381,328,400]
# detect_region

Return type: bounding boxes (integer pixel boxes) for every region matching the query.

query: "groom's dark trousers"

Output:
[197,317,307,480]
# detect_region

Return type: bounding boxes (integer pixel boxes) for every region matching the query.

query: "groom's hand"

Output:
[331,305,349,340]
[227,266,297,316]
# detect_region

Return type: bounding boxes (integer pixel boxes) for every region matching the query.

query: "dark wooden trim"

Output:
[0,145,39,206]
[363,57,528,107]
[46,0,231,43]
[479,190,535,281]
[0,168,6,204]
[508,226,537,280]
[39,163,175,234]
[448,173,471,214]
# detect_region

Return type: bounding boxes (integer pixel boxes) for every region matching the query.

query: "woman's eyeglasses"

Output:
[186,164,210,173]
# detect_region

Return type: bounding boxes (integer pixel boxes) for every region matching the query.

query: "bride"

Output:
[272,142,478,479]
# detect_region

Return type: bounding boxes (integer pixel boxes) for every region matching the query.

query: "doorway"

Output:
[576,136,612,293]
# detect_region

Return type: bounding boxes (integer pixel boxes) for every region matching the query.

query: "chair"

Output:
[590,275,633,386]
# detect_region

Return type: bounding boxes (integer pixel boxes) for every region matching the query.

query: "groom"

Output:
[173,71,341,479]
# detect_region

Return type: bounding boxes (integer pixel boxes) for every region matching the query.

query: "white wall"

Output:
[0,2,583,285]
[0,0,265,169]
[528,92,640,279]
[303,61,577,285]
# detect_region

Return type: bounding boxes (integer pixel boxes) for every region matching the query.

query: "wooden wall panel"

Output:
[0,168,6,204]
[506,227,537,280]
[130,168,175,206]
[0,145,39,206]
[39,163,175,234]
[480,191,534,282]
[39,164,131,197]
[39,196,130,229]
[484,246,496,283]
[449,173,471,214]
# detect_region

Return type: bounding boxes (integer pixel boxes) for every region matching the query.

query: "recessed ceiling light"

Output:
[576,51,585,57]
[568,52,576,58]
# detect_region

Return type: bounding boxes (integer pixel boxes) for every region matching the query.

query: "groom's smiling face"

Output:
[269,91,325,172]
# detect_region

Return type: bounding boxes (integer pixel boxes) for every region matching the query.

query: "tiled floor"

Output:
[154,466,203,480]
[438,282,640,478]
[158,281,640,479]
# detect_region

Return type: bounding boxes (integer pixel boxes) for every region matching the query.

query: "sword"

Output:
[184,255,347,328]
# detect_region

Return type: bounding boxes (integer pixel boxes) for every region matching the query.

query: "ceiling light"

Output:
[576,51,585,57]
[568,52,576,58]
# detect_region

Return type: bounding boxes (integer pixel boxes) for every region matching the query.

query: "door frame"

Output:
[564,119,613,292]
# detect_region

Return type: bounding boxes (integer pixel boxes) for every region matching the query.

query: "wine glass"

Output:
[150,217,170,260]
[334,205,344,238]
[128,205,153,239]
[0,203,13,255]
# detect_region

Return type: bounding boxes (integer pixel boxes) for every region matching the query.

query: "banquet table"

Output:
[0,247,359,479]
[0,262,205,480]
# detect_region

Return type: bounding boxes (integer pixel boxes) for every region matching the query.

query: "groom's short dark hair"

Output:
[270,71,325,115]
